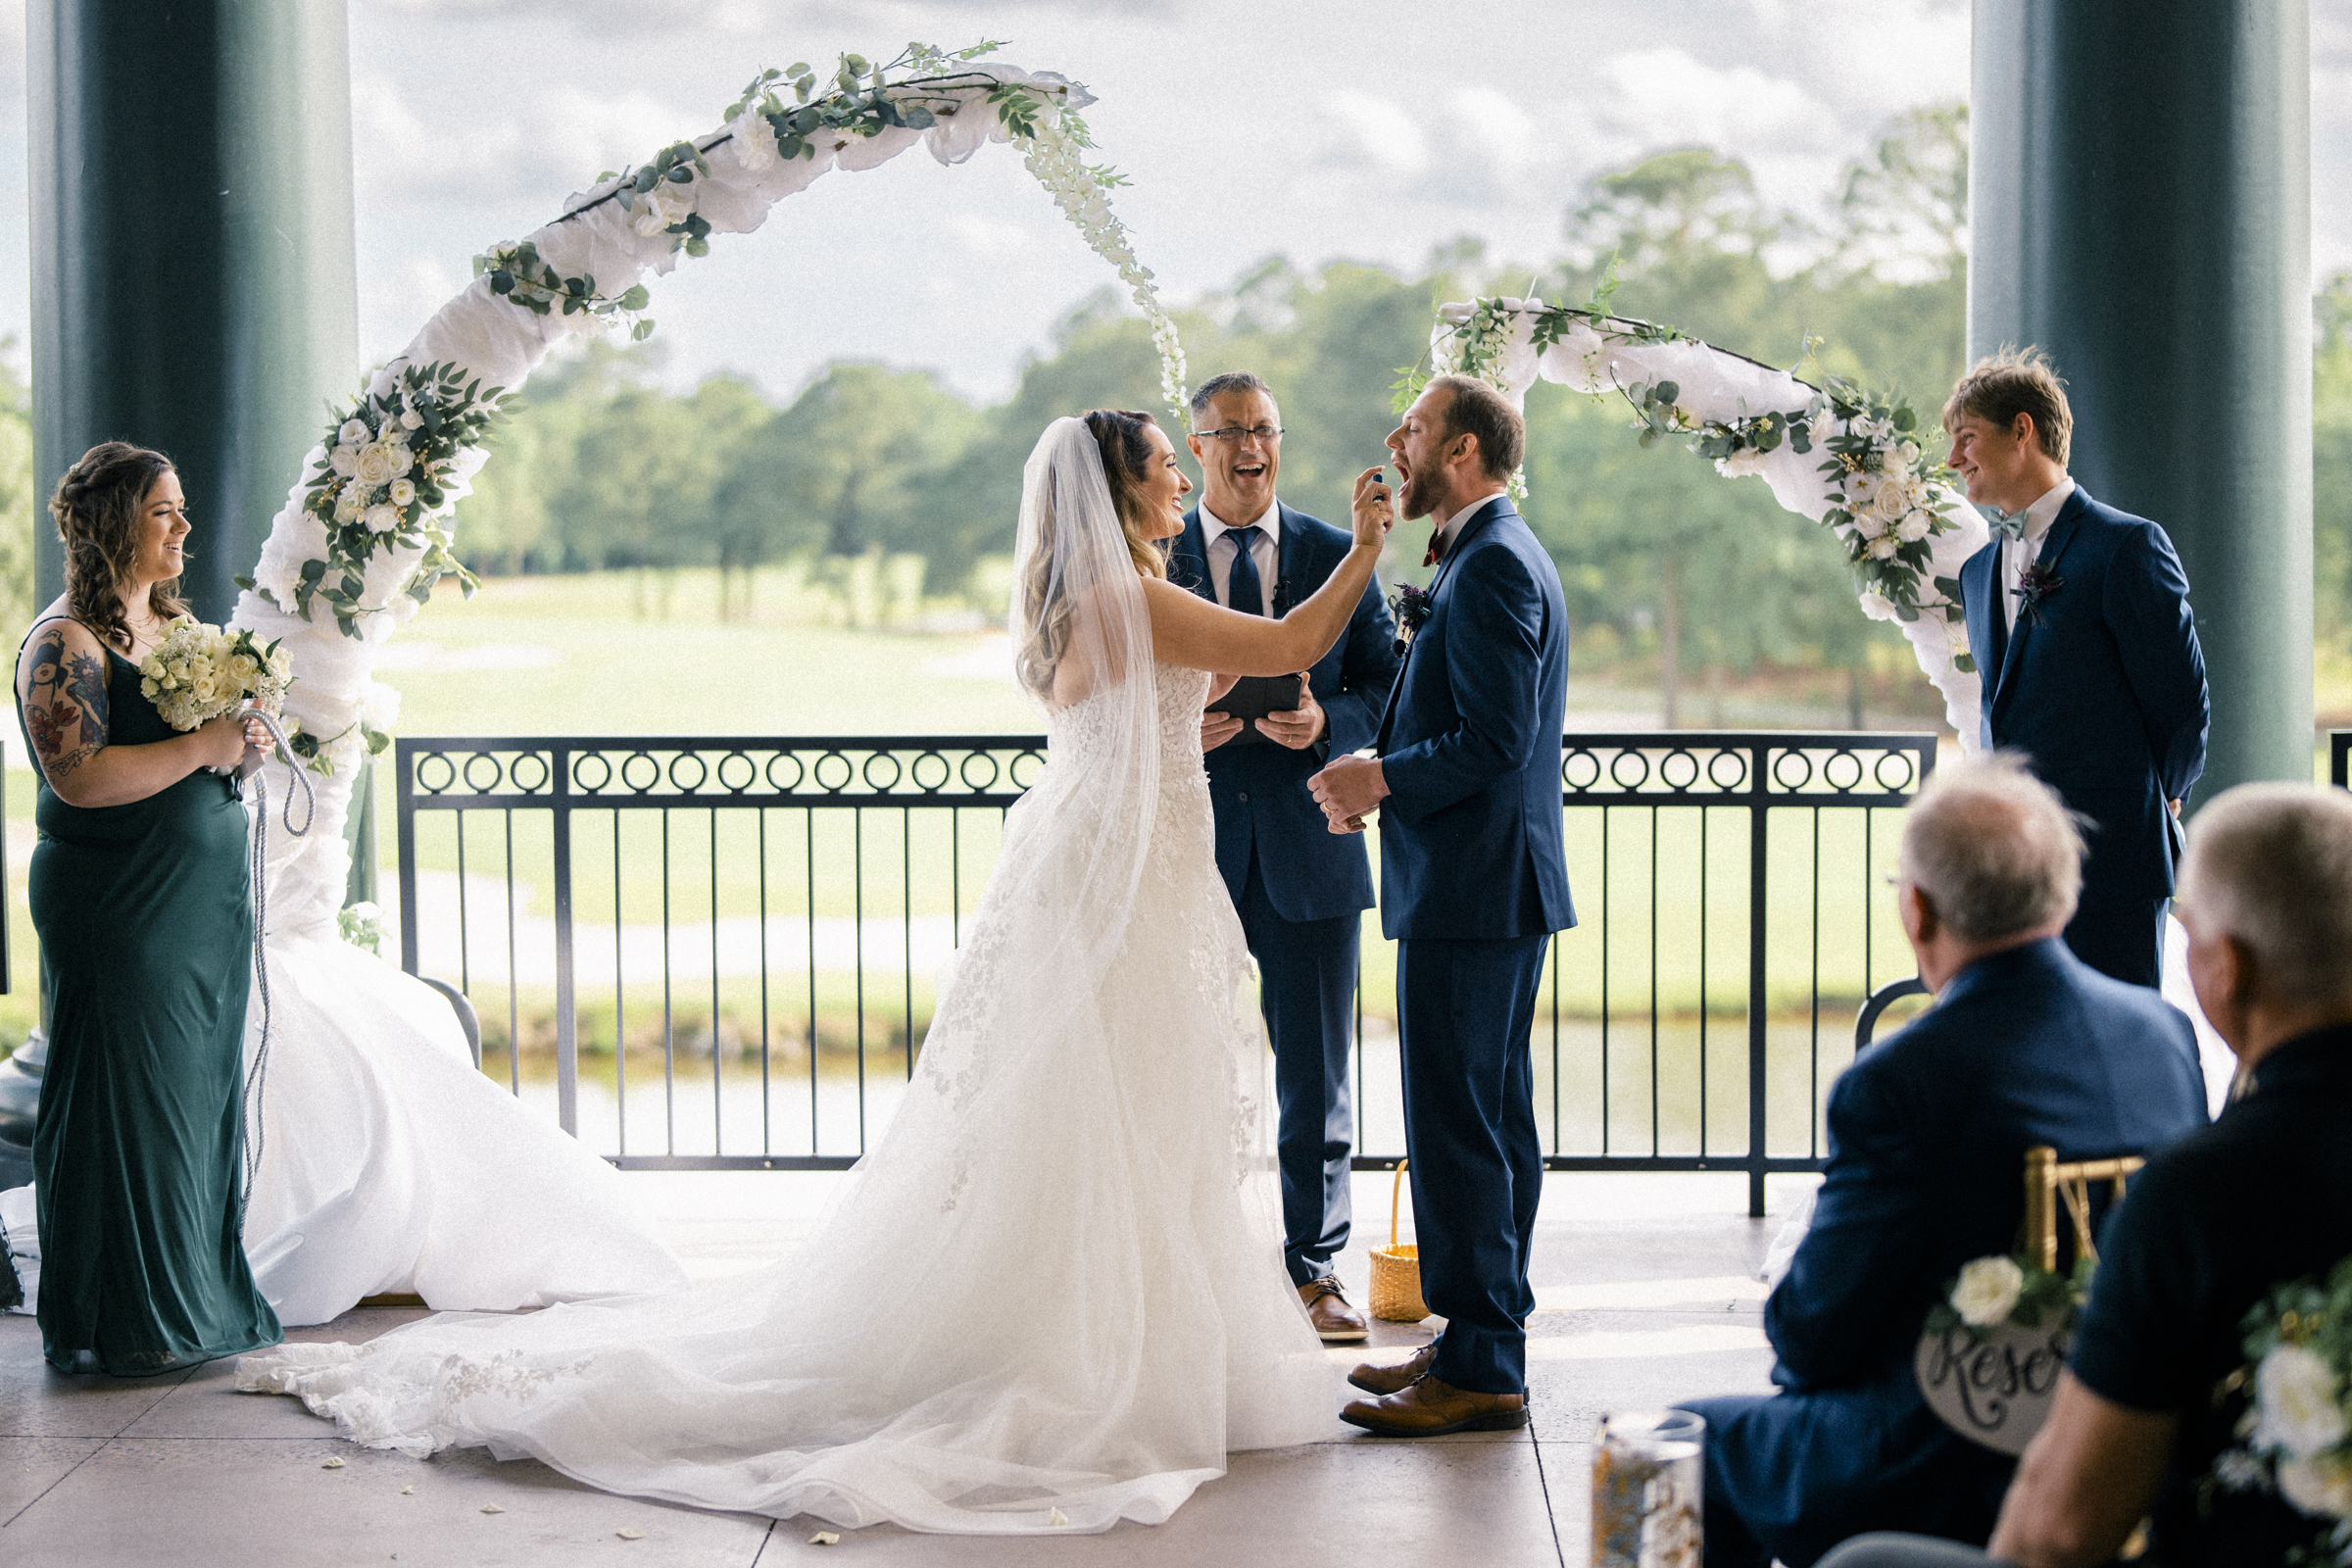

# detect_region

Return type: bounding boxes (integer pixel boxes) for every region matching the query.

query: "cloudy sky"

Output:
[0,0,2345,403]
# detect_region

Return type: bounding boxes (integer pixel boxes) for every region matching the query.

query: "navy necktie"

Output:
[1226,525,1265,616]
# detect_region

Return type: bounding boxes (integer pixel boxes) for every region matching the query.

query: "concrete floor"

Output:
[1,1171,1803,1568]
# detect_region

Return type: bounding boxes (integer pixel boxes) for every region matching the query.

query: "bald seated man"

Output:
[1677,754,2206,1568]
[1821,782,2352,1568]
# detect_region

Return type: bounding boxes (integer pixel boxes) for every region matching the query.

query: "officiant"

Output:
[1174,371,1399,1342]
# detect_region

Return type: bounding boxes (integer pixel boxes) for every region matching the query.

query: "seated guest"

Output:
[1971,782,2352,1567]
[1677,755,2208,1568]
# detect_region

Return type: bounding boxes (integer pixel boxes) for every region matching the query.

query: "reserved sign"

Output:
[1913,1321,2069,1456]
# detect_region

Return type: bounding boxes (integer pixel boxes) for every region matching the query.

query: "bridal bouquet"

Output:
[137,617,293,732]
[2212,1258,2352,1558]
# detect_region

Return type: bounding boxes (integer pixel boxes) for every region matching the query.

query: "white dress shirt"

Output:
[1200,499,1281,611]
[2001,476,2078,633]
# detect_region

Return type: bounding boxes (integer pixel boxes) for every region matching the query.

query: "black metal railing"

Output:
[397,730,1937,1215]
[2331,731,2350,787]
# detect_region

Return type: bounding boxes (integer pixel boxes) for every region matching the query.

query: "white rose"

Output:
[629,181,695,238]
[1895,439,1922,467]
[363,503,401,535]
[333,485,365,524]
[730,105,778,172]
[1857,591,1897,620]
[338,419,369,446]
[400,407,424,430]
[386,441,414,476]
[1875,483,1911,521]
[1951,1255,2026,1328]
[390,478,417,508]
[2254,1344,2350,1459]
[1868,535,1900,561]
[1896,514,1932,544]
[355,441,401,488]
[330,443,361,478]
[359,681,403,731]
[2277,1452,2352,1519]
[1715,448,1770,479]
[1854,512,1888,541]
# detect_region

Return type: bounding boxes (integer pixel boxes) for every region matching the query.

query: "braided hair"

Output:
[49,442,189,653]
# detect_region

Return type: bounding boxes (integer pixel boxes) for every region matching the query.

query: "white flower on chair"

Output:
[1951,1255,2027,1328]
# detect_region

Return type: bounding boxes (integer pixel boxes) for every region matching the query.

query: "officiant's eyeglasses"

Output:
[1197,425,1284,446]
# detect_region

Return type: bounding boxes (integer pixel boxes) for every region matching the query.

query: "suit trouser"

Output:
[1396,932,1548,1396]
[2062,897,2167,989]
[1236,851,1359,1288]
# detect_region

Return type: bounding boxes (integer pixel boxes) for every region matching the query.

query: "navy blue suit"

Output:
[1171,504,1398,1286]
[1373,495,1575,1396]
[1959,488,2208,986]
[1679,939,2207,1568]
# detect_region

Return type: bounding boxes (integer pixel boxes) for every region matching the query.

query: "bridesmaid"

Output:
[12,442,279,1374]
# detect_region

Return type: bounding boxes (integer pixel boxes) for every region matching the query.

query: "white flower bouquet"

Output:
[136,617,293,732]
[2213,1257,2352,1559]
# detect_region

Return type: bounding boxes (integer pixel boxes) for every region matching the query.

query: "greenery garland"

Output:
[1413,291,1970,665]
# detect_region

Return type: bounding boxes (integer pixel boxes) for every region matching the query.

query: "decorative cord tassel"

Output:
[235,709,316,1238]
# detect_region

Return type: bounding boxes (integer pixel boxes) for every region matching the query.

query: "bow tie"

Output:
[1985,507,2031,543]
[1424,526,1446,568]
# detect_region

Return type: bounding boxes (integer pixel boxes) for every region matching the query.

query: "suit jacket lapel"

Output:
[1272,503,1304,617]
[1991,487,2088,710]
[1375,496,1513,749]
[1174,511,1216,605]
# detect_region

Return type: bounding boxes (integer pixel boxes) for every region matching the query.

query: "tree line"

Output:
[6,102,2352,727]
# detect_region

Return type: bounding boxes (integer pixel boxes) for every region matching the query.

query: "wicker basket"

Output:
[1368,1159,1428,1322]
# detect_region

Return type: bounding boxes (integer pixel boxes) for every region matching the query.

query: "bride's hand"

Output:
[1350,466,1394,553]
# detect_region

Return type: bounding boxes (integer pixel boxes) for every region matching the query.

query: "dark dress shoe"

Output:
[1341,1374,1528,1437]
[1348,1342,1436,1396]
[1298,1276,1369,1342]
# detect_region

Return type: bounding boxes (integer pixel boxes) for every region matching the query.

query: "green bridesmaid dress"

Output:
[17,620,280,1374]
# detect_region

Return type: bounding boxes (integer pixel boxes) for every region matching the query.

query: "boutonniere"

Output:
[1391,582,1432,655]
[2016,561,2064,624]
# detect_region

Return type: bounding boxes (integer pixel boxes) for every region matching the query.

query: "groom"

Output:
[1947,348,2208,987]
[1309,374,1576,1436]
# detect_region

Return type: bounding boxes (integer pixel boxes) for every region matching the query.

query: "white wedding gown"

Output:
[238,662,1339,1534]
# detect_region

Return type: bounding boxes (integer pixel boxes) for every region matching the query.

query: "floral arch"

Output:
[1422,297,1990,741]
[228,45,1179,932]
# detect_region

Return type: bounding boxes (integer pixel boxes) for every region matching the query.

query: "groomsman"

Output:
[1948,349,2209,988]
[1172,371,1399,1341]
[1311,375,1576,1435]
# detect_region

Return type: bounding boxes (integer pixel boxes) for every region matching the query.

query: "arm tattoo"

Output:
[23,628,110,784]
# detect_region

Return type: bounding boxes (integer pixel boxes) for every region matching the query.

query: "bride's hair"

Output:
[1082,410,1171,583]
[51,442,191,653]
[1014,412,1167,701]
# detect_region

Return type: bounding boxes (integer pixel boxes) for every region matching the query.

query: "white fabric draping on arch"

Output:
[1434,305,1990,743]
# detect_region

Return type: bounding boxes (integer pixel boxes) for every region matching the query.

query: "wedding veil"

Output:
[994,415,1162,986]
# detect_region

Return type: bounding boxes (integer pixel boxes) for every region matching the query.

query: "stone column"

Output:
[30,0,367,893]
[1970,0,2313,795]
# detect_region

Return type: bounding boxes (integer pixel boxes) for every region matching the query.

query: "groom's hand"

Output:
[1309,755,1389,833]
[1256,678,1326,750]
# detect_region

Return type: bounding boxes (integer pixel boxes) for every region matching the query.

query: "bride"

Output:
[239,410,1397,1535]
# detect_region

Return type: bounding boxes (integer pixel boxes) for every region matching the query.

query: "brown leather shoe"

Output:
[1341,1374,1528,1437]
[1347,1342,1437,1396]
[1299,1276,1369,1342]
